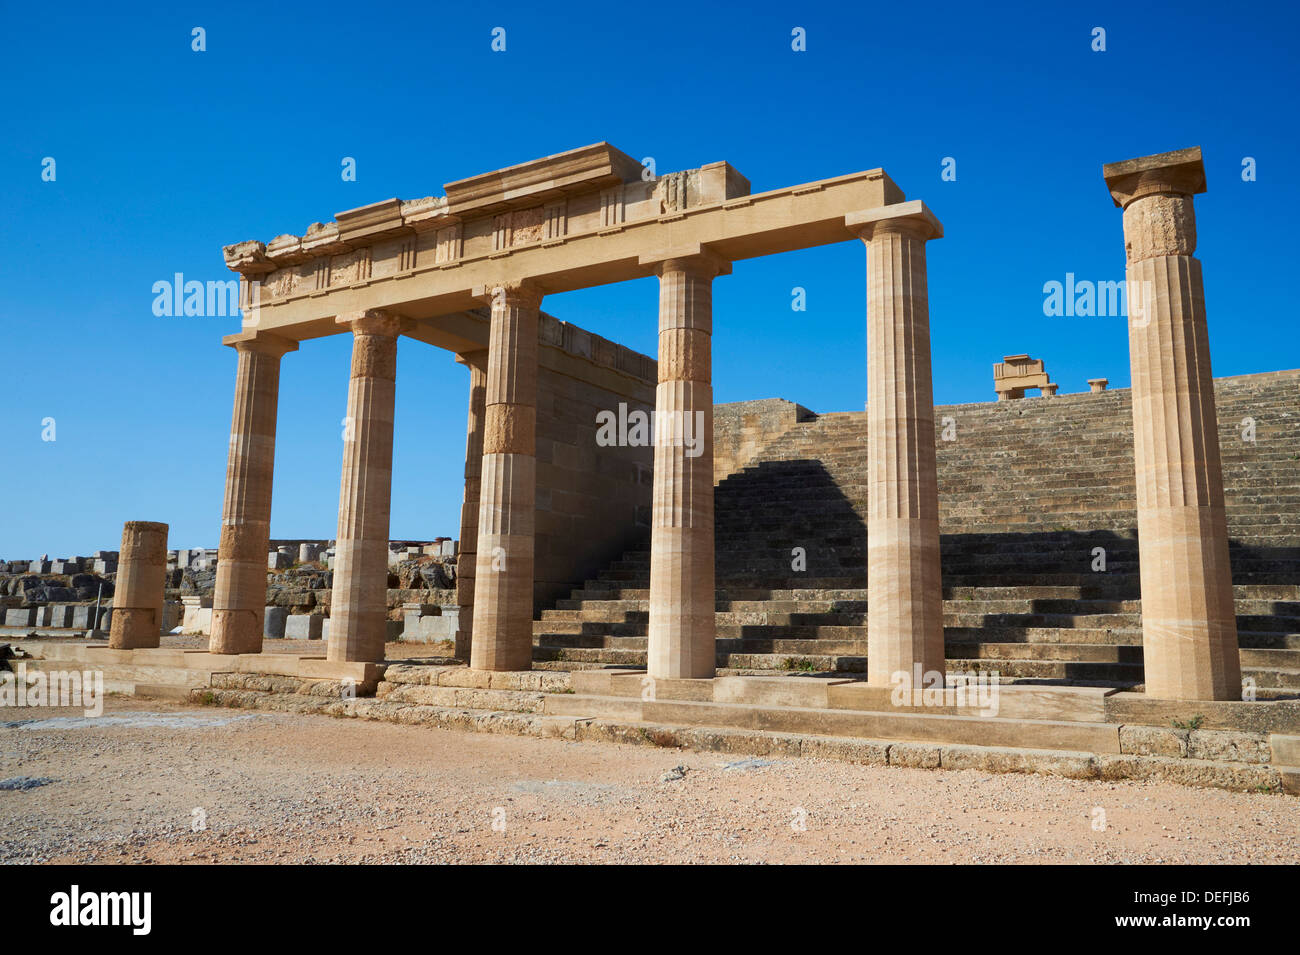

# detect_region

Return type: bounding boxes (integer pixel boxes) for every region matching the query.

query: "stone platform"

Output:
[7,640,386,699]
[13,636,1289,796]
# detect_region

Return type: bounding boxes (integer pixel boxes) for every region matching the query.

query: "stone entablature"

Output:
[223,143,758,322]
[222,144,902,345]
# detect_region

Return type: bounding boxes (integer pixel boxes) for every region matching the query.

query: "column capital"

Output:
[1103,146,1206,209]
[222,330,299,358]
[847,200,943,242]
[335,308,408,338]
[455,348,490,370]
[470,280,545,310]
[638,246,731,279]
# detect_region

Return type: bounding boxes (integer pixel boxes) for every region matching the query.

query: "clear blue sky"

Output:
[2,0,1296,557]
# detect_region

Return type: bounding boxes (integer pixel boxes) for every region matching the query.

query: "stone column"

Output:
[470,283,541,672]
[1104,147,1241,700]
[109,521,168,649]
[644,252,728,680]
[454,349,489,662]
[328,310,402,664]
[848,202,946,688]
[209,334,297,655]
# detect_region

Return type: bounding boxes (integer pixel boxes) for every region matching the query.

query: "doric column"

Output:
[328,310,402,664]
[109,521,168,649]
[209,333,297,655]
[454,349,489,662]
[642,251,728,680]
[470,283,542,672]
[1104,147,1241,700]
[848,202,946,688]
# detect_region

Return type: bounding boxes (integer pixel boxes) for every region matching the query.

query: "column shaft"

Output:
[210,337,294,654]
[328,312,400,664]
[647,257,719,680]
[470,285,540,672]
[1119,185,1239,700]
[109,520,168,649]
[857,209,945,688]
[455,350,489,662]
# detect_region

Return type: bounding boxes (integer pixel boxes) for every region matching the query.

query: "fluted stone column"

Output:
[848,202,945,688]
[109,521,168,649]
[644,253,727,680]
[210,334,297,655]
[470,283,541,672]
[328,310,402,664]
[1104,147,1241,700]
[454,349,489,662]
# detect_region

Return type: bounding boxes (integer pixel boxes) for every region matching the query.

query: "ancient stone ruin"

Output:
[5,144,1298,795]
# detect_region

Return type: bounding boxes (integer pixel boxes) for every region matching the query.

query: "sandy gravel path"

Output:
[1,696,1297,865]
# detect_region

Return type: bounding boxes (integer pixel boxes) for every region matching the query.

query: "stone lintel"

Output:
[444,142,645,218]
[845,199,943,240]
[1103,146,1206,208]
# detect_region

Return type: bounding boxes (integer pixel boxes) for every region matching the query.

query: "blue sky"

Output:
[2,0,1297,557]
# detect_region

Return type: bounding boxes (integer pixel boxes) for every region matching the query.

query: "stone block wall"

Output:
[713,398,816,484]
[531,314,656,611]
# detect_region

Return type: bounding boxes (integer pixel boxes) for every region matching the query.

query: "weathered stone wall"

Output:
[712,398,816,484]
[532,314,656,610]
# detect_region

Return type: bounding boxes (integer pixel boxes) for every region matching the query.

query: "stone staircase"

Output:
[532,370,1300,693]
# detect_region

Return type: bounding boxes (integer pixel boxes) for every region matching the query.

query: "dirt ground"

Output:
[1,695,1297,865]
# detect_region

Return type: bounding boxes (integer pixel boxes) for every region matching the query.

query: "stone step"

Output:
[541,694,1124,752]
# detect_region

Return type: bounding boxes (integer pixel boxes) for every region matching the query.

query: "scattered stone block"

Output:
[285,614,323,640]
[47,605,75,628]
[268,551,292,570]
[4,608,36,627]
[181,596,213,634]
[161,600,181,632]
[264,606,289,638]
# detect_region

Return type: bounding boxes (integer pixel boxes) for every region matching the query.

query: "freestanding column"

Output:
[470,283,542,672]
[848,202,946,688]
[328,310,402,664]
[210,333,297,655]
[642,252,727,680]
[1104,147,1241,700]
[454,349,489,662]
[109,521,168,649]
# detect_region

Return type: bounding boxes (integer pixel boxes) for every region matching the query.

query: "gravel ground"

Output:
[1,695,1297,865]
